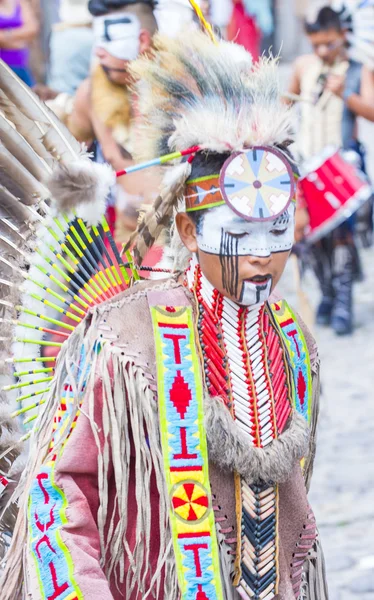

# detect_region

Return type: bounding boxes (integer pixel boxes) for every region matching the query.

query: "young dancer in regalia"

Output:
[0,28,328,600]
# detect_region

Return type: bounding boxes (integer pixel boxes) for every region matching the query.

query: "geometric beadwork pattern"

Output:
[150,303,224,600]
[27,341,100,600]
[28,464,82,600]
[185,174,224,213]
[270,301,312,424]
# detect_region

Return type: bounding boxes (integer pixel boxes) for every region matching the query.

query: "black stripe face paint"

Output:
[219,229,239,298]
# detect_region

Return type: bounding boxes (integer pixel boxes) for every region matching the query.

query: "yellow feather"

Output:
[188,0,218,44]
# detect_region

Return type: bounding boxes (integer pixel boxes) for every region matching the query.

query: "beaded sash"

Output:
[185,258,311,600]
[149,293,224,600]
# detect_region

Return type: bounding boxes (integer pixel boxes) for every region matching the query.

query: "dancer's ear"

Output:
[175,213,198,254]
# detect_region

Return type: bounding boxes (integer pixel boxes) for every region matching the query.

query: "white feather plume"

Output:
[131,31,295,159]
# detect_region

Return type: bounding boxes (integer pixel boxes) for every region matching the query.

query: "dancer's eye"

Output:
[270,229,287,237]
[226,232,247,238]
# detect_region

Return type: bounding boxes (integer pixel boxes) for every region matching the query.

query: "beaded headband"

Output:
[185,146,296,222]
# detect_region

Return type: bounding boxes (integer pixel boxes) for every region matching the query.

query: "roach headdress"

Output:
[126,30,296,263]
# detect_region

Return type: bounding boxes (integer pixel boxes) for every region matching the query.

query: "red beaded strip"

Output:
[263,309,293,435]
[194,265,231,401]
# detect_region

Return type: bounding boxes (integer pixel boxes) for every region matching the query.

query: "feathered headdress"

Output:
[125,30,295,263]
[339,0,374,70]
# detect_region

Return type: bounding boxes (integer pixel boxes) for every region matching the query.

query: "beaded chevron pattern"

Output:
[186,256,295,600]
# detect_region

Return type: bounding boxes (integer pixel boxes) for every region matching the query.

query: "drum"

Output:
[298,147,372,242]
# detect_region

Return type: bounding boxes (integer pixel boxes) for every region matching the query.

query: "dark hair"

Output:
[88,0,156,17]
[185,152,229,231]
[305,7,342,34]
[189,152,230,180]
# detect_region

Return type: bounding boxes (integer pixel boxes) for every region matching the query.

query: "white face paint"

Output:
[93,13,140,60]
[196,202,295,257]
[239,277,273,306]
[194,202,295,306]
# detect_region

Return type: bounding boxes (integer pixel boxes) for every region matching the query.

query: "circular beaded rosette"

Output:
[170,480,211,524]
[219,146,295,222]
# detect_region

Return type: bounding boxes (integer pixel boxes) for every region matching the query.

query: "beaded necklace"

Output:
[185,255,294,600]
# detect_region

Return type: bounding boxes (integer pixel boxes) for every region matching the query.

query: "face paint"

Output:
[197,203,295,257]
[93,13,140,60]
[185,146,296,306]
[238,277,273,306]
[219,231,239,298]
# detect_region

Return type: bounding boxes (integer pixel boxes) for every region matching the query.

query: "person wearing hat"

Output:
[61,0,159,238]
[0,26,327,600]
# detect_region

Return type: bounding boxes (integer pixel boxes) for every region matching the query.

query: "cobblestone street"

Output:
[279,246,374,600]
[277,69,374,599]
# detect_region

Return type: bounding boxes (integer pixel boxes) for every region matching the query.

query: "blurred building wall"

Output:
[274,0,311,61]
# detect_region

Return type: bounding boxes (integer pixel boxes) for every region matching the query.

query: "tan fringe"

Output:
[299,536,329,600]
[0,312,180,599]
[94,344,178,597]
[216,524,240,600]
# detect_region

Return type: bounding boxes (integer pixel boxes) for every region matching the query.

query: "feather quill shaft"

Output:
[0,114,50,181]
[0,89,54,167]
[0,60,81,163]
[0,142,49,205]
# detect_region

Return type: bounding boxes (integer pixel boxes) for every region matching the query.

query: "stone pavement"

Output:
[278,62,374,600]
[278,246,374,600]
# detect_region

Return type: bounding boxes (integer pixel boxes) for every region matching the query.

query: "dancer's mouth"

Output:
[245,275,272,285]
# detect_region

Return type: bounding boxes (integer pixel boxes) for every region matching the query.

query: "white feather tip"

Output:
[47,159,115,225]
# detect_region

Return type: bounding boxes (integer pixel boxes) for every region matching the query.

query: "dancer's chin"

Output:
[237,278,273,306]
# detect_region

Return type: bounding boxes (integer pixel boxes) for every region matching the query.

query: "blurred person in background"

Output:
[65,0,159,241]
[288,5,374,335]
[201,0,233,35]
[47,0,93,95]
[0,0,38,85]
[155,0,199,36]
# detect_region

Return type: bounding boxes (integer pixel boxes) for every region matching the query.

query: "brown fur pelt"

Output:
[91,64,132,147]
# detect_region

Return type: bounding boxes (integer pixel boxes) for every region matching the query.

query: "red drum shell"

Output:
[299,150,371,242]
